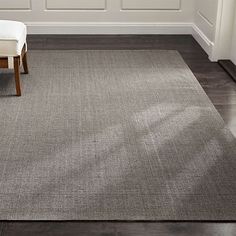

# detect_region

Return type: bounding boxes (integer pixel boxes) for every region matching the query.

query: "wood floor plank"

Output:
[0,223,5,236]
[2,222,116,236]
[219,60,236,82]
[2,223,236,236]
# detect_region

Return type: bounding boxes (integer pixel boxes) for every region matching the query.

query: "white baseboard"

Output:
[26,22,214,60]
[191,24,215,61]
[26,22,193,35]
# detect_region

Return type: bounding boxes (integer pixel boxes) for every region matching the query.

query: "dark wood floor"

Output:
[219,60,236,83]
[1,35,236,235]
[1,222,236,236]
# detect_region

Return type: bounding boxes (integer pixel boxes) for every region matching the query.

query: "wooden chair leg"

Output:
[14,56,21,96]
[22,51,29,74]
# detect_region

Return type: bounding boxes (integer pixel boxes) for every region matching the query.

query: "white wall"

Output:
[0,0,195,34]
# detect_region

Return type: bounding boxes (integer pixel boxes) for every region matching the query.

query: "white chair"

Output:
[0,20,29,96]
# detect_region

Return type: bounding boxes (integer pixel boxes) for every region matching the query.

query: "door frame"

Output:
[211,0,236,61]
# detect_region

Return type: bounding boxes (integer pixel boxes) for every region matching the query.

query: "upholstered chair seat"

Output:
[0,20,29,96]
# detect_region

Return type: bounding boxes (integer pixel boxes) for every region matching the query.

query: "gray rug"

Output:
[0,50,236,221]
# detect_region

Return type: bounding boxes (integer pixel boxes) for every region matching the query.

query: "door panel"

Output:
[46,0,106,10]
[0,0,31,9]
[122,0,181,10]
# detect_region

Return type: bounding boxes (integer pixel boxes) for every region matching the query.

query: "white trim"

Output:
[191,24,214,60]
[211,0,236,62]
[26,22,193,35]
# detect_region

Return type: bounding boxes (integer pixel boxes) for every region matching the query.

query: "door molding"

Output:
[211,0,236,61]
